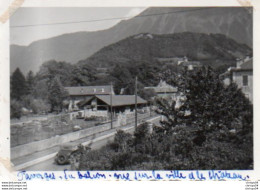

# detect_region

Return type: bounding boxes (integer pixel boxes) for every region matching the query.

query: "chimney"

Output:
[184,56,188,62]
[244,55,251,62]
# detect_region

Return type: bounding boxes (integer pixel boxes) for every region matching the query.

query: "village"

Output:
[8,7,253,171]
[10,54,253,171]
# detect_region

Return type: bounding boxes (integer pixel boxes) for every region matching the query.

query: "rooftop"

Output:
[78,95,147,107]
[65,85,113,96]
[239,58,253,70]
[144,80,178,93]
[230,58,253,72]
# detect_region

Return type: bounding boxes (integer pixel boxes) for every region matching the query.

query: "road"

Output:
[23,116,161,171]
[24,136,115,171]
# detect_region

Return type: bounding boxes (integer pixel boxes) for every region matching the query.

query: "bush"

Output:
[79,145,114,170]
[113,130,134,152]
[30,99,51,114]
[11,100,22,119]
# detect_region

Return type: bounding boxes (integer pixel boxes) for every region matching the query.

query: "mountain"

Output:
[79,32,252,70]
[10,7,252,74]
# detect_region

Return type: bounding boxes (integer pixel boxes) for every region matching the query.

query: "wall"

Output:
[11,112,152,160]
[78,110,108,118]
[232,70,253,102]
[11,120,119,160]
[11,113,73,147]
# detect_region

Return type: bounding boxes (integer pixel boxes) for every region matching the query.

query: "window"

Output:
[243,75,248,86]
[101,88,104,92]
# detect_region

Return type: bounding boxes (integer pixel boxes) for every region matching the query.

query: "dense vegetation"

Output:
[11,63,72,118]
[10,57,170,118]
[82,32,252,70]
[77,67,253,170]
[10,32,252,119]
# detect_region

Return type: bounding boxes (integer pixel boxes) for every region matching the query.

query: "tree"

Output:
[26,70,35,94]
[32,79,50,100]
[110,64,133,94]
[11,68,27,100]
[72,63,97,86]
[112,130,134,153]
[139,88,157,103]
[109,61,162,95]
[37,60,75,86]
[156,66,253,169]
[48,77,69,112]
[11,99,22,119]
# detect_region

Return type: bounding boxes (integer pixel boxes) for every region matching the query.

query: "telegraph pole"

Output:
[135,76,138,129]
[110,82,113,129]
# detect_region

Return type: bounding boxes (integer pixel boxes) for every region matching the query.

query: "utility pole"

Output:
[135,76,138,129]
[110,82,113,129]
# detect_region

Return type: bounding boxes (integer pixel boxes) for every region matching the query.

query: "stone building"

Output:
[222,56,253,102]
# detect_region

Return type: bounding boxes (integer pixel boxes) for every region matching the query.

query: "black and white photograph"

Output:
[9,6,253,172]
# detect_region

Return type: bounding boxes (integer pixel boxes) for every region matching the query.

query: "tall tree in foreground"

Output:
[157,66,253,169]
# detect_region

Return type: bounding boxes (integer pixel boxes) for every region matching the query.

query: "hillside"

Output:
[10,7,252,74]
[78,32,252,69]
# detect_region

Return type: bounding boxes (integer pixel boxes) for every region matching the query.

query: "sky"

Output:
[10,7,147,46]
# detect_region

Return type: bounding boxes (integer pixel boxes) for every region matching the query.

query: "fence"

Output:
[11,112,157,160]
[11,120,118,160]
[11,110,155,148]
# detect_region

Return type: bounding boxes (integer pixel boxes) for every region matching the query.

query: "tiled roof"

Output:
[78,95,147,107]
[229,58,253,72]
[145,86,178,93]
[97,95,147,106]
[65,86,112,96]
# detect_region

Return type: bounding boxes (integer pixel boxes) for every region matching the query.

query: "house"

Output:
[77,95,147,113]
[176,56,202,70]
[65,85,115,111]
[156,57,188,65]
[144,80,178,100]
[178,61,202,71]
[221,56,253,102]
[157,56,202,71]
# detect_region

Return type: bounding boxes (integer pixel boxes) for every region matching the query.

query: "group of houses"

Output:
[64,85,148,118]
[64,80,182,121]
[64,55,253,120]
[156,55,253,103]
